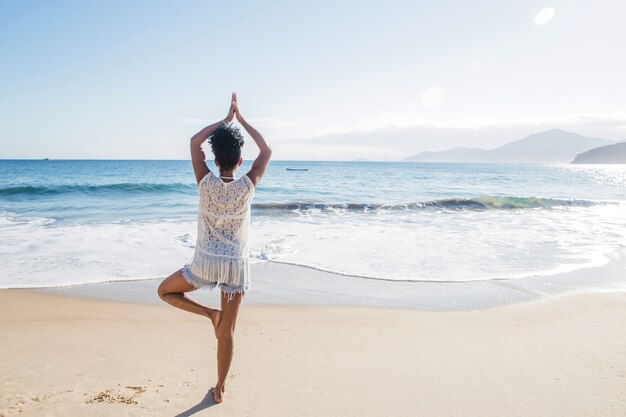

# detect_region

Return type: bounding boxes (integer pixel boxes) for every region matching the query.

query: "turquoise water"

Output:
[1,160,625,288]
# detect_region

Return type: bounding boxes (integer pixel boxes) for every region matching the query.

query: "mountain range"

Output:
[403,129,615,164]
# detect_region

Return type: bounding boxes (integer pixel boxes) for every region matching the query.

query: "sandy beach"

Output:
[1,288,624,417]
[3,1,626,416]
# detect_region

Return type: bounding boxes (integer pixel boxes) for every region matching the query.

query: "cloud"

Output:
[284,111,626,139]
[247,117,312,128]
[177,110,626,158]
[464,60,486,76]
[176,117,210,125]
[271,111,626,161]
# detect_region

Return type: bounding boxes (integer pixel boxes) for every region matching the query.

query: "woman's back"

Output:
[197,172,255,258]
[184,172,255,290]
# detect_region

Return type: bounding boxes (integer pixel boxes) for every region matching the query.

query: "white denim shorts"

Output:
[182,264,249,301]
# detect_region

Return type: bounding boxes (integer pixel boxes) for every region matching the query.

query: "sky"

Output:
[1,0,625,161]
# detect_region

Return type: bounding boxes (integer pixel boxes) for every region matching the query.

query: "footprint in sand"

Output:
[85,386,146,405]
[2,390,73,416]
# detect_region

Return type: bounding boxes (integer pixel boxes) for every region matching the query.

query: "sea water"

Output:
[1,160,625,288]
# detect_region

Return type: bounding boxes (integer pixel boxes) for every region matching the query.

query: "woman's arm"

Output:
[190,94,237,184]
[190,120,224,184]
[235,99,272,187]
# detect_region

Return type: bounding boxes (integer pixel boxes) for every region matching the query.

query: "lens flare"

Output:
[534,8,555,25]
[421,86,444,107]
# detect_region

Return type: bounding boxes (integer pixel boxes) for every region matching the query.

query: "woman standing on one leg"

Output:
[158,92,272,403]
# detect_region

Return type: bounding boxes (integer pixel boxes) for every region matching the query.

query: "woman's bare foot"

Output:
[207,309,222,338]
[210,384,225,403]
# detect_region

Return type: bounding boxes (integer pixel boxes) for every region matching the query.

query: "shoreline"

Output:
[1,289,624,416]
[23,247,626,311]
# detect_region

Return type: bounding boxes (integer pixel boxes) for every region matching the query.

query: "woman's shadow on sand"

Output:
[174,391,218,416]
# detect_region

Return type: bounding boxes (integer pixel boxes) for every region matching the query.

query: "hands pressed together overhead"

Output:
[225,92,243,124]
[186,90,272,186]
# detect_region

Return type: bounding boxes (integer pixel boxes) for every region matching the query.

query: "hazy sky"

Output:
[1,0,625,160]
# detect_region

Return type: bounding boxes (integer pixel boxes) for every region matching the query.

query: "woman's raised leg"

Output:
[211,291,243,403]
[157,269,221,335]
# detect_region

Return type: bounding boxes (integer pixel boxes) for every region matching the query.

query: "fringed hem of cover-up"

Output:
[182,265,249,302]
[188,251,249,286]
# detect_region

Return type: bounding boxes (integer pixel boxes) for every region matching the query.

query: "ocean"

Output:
[1,159,625,289]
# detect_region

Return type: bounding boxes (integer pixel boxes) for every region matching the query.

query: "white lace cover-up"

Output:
[182,171,255,292]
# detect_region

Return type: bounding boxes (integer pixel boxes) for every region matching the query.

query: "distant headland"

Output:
[571,142,626,164]
[403,129,625,164]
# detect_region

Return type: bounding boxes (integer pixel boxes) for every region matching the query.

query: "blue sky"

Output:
[1,0,625,160]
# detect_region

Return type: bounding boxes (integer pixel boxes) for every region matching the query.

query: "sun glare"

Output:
[421,86,444,107]
[534,7,555,25]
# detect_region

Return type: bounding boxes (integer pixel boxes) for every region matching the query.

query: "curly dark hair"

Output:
[208,125,245,170]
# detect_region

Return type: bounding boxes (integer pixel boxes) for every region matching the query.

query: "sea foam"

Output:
[1,160,625,288]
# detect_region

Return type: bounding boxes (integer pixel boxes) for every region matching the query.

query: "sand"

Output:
[1,289,625,417]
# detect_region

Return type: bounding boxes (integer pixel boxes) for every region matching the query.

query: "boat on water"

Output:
[286,168,308,171]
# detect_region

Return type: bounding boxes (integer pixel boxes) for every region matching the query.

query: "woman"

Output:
[157,92,272,403]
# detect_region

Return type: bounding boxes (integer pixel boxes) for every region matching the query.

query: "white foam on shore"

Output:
[0,216,195,289]
[1,202,625,288]
[249,203,626,282]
